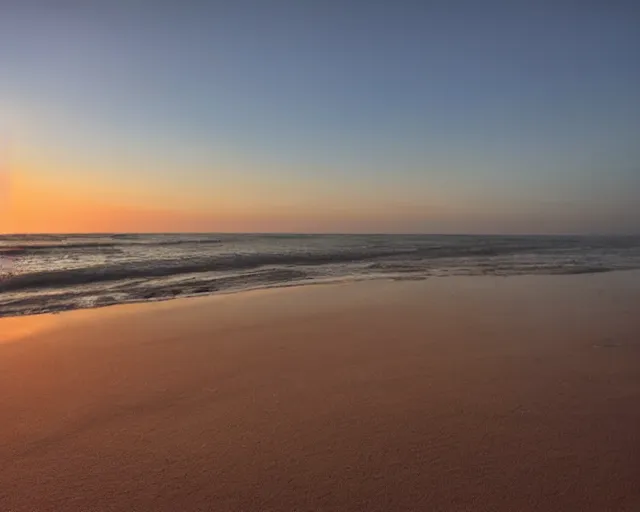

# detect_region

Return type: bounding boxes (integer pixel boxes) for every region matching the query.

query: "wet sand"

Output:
[1,272,639,511]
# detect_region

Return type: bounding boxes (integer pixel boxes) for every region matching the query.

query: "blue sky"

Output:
[1,1,639,233]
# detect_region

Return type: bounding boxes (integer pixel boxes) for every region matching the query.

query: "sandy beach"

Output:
[1,272,639,511]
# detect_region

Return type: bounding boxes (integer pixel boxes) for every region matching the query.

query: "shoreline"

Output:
[3,232,639,319]
[1,272,639,511]
[2,267,639,336]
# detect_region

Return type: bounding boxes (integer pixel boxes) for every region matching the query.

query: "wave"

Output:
[147,238,222,246]
[0,249,407,292]
[0,263,633,318]
[0,238,223,255]
[2,234,640,318]
[0,267,314,317]
[0,241,544,259]
[1,242,122,254]
[2,249,635,295]
[550,266,613,275]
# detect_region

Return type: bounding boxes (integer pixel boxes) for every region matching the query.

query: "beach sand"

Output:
[1,272,639,511]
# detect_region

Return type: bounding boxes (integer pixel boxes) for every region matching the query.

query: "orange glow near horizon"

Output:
[2,172,252,233]
[1,145,457,234]
[1,147,554,235]
[1,165,211,233]
[4,168,620,235]
[2,168,432,234]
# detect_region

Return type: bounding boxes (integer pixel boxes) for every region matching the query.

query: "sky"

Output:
[1,0,639,234]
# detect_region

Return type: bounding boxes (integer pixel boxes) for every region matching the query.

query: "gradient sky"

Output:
[1,0,639,234]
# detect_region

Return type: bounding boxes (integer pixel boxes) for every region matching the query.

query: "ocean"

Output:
[1,233,639,317]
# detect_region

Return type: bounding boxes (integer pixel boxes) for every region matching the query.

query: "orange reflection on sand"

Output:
[0,314,63,344]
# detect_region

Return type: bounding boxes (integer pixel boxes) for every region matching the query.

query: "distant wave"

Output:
[0,238,223,256]
[1,242,122,254]
[149,238,222,246]
[551,266,613,275]
[0,239,543,258]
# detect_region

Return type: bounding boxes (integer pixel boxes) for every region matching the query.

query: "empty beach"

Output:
[1,272,639,511]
